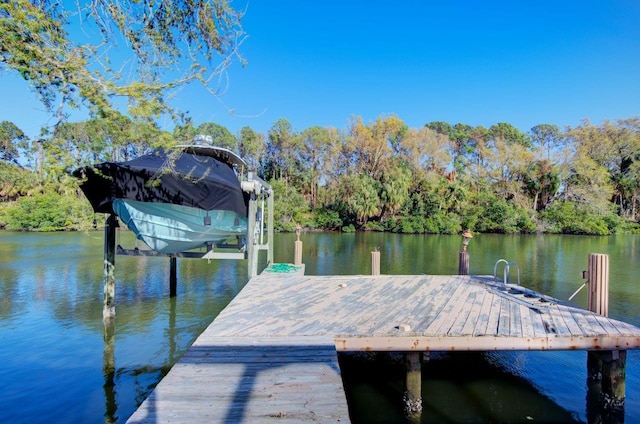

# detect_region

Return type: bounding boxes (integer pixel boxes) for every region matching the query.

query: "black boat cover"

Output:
[74,150,249,217]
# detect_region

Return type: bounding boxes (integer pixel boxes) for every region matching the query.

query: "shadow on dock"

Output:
[127,340,349,423]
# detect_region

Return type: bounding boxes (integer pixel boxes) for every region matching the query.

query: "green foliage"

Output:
[0,120,27,163]
[363,221,384,232]
[1,1,245,123]
[341,224,356,233]
[472,192,534,233]
[615,220,640,234]
[380,163,411,218]
[270,178,310,231]
[381,211,462,235]
[489,122,530,147]
[397,216,423,234]
[196,123,236,150]
[539,201,624,235]
[313,208,343,231]
[0,162,37,201]
[1,112,640,237]
[3,191,93,231]
[341,173,381,227]
[237,126,266,172]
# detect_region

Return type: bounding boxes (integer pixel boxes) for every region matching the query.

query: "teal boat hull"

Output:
[113,199,247,254]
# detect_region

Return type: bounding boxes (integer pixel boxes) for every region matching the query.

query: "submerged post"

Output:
[103,214,117,320]
[403,352,422,423]
[169,256,177,297]
[586,253,625,423]
[294,224,302,266]
[458,229,472,275]
[102,319,116,423]
[371,250,380,275]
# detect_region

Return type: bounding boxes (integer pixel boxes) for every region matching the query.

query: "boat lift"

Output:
[111,172,273,263]
[101,157,274,319]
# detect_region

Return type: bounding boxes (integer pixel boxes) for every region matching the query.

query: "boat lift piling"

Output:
[243,172,274,279]
[103,213,117,320]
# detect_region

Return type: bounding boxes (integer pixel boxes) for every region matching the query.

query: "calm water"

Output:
[0,231,639,423]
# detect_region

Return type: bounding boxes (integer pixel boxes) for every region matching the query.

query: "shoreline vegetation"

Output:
[1,116,639,236]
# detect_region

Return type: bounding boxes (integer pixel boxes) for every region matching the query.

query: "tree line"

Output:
[1,114,639,235]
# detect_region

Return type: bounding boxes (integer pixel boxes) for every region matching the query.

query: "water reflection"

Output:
[103,320,116,424]
[339,351,582,423]
[101,296,182,424]
[0,231,252,423]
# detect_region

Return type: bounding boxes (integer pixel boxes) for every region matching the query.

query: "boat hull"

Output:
[113,199,247,254]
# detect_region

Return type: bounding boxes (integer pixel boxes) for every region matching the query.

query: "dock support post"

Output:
[458,230,472,275]
[586,253,625,423]
[294,224,303,266]
[103,214,116,320]
[587,253,609,317]
[403,352,422,422]
[371,250,380,275]
[169,256,177,297]
[458,251,469,275]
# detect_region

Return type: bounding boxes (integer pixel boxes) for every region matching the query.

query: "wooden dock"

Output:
[126,273,640,423]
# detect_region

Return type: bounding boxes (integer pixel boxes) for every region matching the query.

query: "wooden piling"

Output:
[458,230,472,275]
[403,352,422,422]
[587,253,609,317]
[294,224,303,266]
[169,256,177,297]
[458,250,469,275]
[586,253,625,422]
[294,240,302,266]
[371,250,380,276]
[103,214,116,320]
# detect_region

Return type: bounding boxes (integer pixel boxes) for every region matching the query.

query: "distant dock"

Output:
[126,271,640,423]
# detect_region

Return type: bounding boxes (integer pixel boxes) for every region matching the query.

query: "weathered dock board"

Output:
[127,274,640,423]
[127,335,349,423]
[206,274,640,351]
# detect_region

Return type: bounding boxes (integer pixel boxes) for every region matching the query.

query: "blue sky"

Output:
[1,0,639,139]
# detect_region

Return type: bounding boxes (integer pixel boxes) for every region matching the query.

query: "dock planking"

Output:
[205,273,640,350]
[127,335,349,423]
[127,273,640,423]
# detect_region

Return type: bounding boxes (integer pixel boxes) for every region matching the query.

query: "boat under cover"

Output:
[74,148,249,253]
[112,199,246,254]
